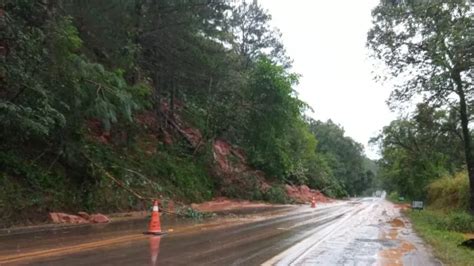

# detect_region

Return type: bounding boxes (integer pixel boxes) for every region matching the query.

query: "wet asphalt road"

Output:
[0,199,439,265]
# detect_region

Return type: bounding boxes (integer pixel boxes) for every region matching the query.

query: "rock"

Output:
[300,185,310,194]
[89,213,110,223]
[49,212,89,224]
[77,211,90,220]
[49,212,60,223]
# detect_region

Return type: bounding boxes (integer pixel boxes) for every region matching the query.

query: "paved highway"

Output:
[0,198,440,265]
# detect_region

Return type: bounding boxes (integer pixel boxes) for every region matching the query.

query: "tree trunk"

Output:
[132,0,143,84]
[170,78,175,123]
[453,71,474,214]
[153,71,162,128]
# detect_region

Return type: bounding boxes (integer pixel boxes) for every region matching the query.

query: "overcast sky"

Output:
[259,0,396,159]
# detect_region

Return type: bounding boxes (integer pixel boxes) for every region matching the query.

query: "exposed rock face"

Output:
[212,139,271,197]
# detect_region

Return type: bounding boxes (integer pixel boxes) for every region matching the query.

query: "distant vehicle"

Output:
[372,190,386,198]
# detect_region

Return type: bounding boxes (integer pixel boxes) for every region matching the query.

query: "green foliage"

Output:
[0,150,77,227]
[1,1,65,140]
[410,209,474,234]
[373,104,464,199]
[308,119,375,196]
[387,191,400,203]
[427,171,470,211]
[262,186,289,204]
[85,141,214,204]
[373,104,466,200]
[408,210,474,266]
[231,1,291,68]
[368,0,474,210]
[2,0,386,227]
[1,2,143,143]
[242,57,310,180]
[177,207,215,220]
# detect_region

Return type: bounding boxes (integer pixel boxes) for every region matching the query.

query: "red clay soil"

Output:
[389,218,405,228]
[212,139,333,203]
[285,184,332,204]
[89,107,333,208]
[85,118,110,144]
[213,139,250,173]
[393,203,411,210]
[190,197,270,213]
[49,212,110,224]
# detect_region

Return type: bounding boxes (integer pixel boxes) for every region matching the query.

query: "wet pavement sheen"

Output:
[0,199,440,266]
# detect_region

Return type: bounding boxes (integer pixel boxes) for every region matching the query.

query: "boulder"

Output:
[77,211,90,220]
[49,212,88,224]
[89,213,110,223]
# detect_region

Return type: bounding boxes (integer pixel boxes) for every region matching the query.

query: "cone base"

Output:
[144,231,167,235]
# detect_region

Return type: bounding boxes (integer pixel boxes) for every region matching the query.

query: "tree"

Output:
[371,104,465,199]
[368,0,474,212]
[242,57,307,179]
[308,119,373,196]
[230,1,291,68]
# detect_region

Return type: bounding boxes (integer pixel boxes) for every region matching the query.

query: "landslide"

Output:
[0,103,330,228]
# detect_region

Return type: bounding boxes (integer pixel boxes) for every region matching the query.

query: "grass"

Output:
[407,209,474,266]
[428,171,469,211]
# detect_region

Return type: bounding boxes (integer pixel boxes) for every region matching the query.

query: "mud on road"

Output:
[265,198,441,266]
[0,199,439,266]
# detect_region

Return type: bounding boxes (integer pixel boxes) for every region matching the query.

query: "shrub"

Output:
[388,191,400,202]
[263,186,289,203]
[427,171,469,211]
[410,210,474,233]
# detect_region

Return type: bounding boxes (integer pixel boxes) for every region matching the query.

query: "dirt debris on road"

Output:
[264,198,441,266]
[190,197,273,213]
[284,184,332,204]
[377,203,441,266]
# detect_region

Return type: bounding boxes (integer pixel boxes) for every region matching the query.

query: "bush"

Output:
[388,191,400,202]
[408,210,474,265]
[410,210,474,233]
[427,171,469,211]
[0,151,78,227]
[263,186,289,204]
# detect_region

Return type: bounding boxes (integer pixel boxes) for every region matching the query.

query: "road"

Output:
[0,198,441,265]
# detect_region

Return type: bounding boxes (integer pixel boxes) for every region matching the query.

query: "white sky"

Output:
[259,0,396,159]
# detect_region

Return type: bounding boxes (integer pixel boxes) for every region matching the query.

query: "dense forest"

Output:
[0,1,376,226]
[368,0,473,212]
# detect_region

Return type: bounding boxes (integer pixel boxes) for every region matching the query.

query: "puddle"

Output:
[378,216,419,265]
[389,218,405,228]
[378,241,416,265]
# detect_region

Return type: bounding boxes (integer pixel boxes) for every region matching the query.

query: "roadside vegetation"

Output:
[408,210,474,266]
[368,0,473,209]
[0,1,377,227]
[368,0,473,264]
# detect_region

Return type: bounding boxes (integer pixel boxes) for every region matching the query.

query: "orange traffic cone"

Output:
[149,236,162,266]
[311,196,316,208]
[144,200,165,235]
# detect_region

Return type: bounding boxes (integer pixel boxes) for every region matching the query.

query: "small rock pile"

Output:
[49,212,110,224]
